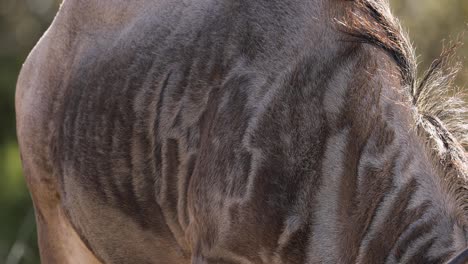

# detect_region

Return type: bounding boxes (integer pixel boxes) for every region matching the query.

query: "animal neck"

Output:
[316,50,467,262]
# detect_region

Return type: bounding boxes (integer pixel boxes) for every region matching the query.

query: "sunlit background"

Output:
[0,0,467,263]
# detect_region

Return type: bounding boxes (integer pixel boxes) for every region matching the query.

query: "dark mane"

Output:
[340,0,468,214]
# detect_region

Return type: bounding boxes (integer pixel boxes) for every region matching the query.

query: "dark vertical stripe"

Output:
[154,70,172,137]
[394,218,436,261]
[162,138,180,211]
[131,66,159,228]
[178,153,196,230]
[337,152,396,263]
[153,70,172,208]
[405,238,436,264]
[362,179,430,263]
[123,54,156,225]
[335,52,394,263]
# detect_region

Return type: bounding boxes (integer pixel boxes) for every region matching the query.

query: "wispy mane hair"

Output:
[339,0,468,215]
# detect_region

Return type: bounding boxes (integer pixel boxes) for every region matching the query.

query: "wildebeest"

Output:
[15,0,468,263]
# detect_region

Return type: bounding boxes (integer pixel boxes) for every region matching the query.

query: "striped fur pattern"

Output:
[15,0,468,263]
[341,0,468,217]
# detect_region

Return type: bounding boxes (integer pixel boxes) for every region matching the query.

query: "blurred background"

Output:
[0,0,467,263]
